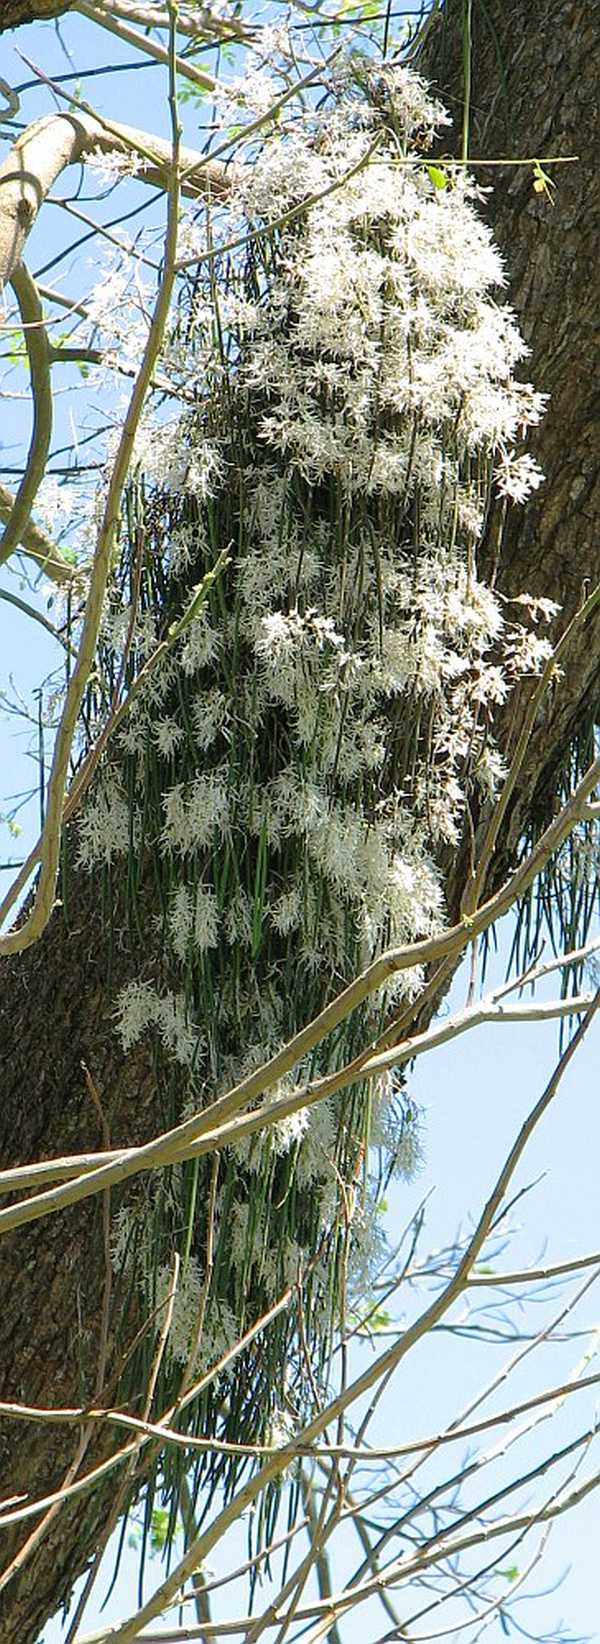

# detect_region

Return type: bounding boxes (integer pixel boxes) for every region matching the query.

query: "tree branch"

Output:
[75,0,221,97]
[0,479,78,582]
[76,998,600,1644]
[79,0,253,41]
[0,0,74,30]
[0,263,52,566]
[0,755,598,1236]
[0,34,184,962]
[0,110,230,291]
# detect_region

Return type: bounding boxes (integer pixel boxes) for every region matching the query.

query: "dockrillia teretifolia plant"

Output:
[79,60,553,1469]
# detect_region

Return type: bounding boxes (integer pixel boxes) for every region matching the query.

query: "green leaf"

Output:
[150,1507,169,1554]
[427,164,449,191]
[350,1304,391,1332]
[2,816,23,839]
[532,159,556,202]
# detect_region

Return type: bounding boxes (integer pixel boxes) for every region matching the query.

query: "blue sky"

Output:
[31,949,599,1643]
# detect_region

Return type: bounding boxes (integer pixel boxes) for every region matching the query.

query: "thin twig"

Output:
[82,997,600,1643]
[76,0,220,95]
[0,754,598,1231]
[0,547,229,935]
[463,579,600,916]
[0,477,77,582]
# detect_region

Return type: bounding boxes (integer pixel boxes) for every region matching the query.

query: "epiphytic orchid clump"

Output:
[80,60,552,1454]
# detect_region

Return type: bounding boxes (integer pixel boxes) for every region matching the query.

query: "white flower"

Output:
[84,260,131,327]
[118,709,149,757]
[295,1100,337,1189]
[114,980,161,1052]
[168,882,220,959]
[224,889,253,948]
[88,146,143,184]
[494,451,544,503]
[154,1257,205,1366]
[191,689,228,750]
[348,1194,388,1294]
[167,525,196,577]
[154,718,184,758]
[510,593,560,624]
[185,441,226,501]
[505,628,554,676]
[35,475,76,533]
[372,61,452,142]
[268,1406,299,1448]
[161,772,230,855]
[179,611,220,674]
[268,1102,311,1156]
[270,885,302,936]
[110,1204,138,1273]
[192,883,220,952]
[155,991,199,1066]
[77,772,137,868]
[114,981,199,1067]
[372,1076,425,1181]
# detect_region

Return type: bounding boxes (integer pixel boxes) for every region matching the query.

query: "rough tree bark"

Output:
[0,0,72,28]
[422,0,600,890]
[0,2,598,1638]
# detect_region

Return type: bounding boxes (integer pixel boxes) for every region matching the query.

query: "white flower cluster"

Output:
[77,770,136,868]
[161,769,230,856]
[168,881,220,960]
[115,979,201,1067]
[347,1191,389,1296]
[371,1073,426,1181]
[89,60,554,1363]
[112,1206,241,1371]
[237,86,544,504]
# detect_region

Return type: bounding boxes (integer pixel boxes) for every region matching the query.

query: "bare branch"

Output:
[0,110,230,291]
[0,759,598,1235]
[300,991,596,1109]
[77,999,599,1644]
[76,0,226,95]
[0,479,79,581]
[0,263,52,565]
[79,0,253,41]
[0,584,77,646]
[0,37,185,961]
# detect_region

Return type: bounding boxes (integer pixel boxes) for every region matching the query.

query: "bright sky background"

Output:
[1,10,599,1642]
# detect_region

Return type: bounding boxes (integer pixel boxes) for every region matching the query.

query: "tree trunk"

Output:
[422,0,600,886]
[0,3,599,1637]
[0,1,72,32]
[0,869,160,1642]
